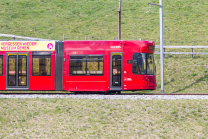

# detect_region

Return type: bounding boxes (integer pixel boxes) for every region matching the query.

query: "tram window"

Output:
[69,55,104,75]
[69,59,86,75]
[69,56,86,75]
[87,56,104,75]
[132,53,146,74]
[32,56,51,76]
[70,56,86,59]
[147,54,156,75]
[132,53,156,75]
[0,55,2,75]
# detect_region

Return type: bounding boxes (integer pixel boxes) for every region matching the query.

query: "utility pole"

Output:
[159,0,164,94]
[148,1,164,94]
[118,0,121,40]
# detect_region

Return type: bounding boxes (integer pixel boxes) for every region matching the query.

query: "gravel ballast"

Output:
[1,94,208,100]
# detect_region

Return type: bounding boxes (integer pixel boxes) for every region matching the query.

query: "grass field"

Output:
[0,0,208,45]
[1,1,208,138]
[1,98,208,138]
[149,54,208,94]
[1,0,208,94]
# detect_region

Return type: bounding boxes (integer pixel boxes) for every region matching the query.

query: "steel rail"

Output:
[155,46,208,48]
[0,93,208,95]
[154,52,208,55]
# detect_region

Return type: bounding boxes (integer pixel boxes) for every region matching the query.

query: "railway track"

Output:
[1,93,208,100]
[0,92,208,95]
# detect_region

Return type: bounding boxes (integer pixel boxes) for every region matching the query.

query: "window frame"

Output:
[69,55,104,76]
[132,53,155,75]
[32,53,51,76]
[0,55,3,76]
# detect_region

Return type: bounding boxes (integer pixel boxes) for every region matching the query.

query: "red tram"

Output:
[0,40,156,93]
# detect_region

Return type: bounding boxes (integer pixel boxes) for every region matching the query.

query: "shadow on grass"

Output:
[156,78,175,89]
[171,74,208,94]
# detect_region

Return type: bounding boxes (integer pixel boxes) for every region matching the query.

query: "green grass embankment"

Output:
[1,0,208,93]
[144,54,208,94]
[0,0,207,45]
[0,98,208,138]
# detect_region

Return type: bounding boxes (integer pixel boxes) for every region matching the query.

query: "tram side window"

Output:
[87,56,104,75]
[32,56,51,76]
[0,55,2,75]
[69,55,104,75]
[132,53,156,75]
[69,56,86,75]
[147,54,155,75]
[132,53,146,74]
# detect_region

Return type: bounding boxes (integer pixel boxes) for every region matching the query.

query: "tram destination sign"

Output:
[0,41,55,51]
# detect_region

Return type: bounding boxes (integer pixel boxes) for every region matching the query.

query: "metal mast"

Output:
[118,0,121,40]
[159,0,164,94]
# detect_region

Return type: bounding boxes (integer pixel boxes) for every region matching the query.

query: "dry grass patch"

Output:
[0,98,208,138]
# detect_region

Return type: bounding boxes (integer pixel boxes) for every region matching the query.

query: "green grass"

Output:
[0,0,208,45]
[1,98,208,138]
[145,54,208,93]
[1,2,208,137]
[1,0,208,93]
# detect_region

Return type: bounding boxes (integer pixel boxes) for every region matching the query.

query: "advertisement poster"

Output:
[0,41,55,51]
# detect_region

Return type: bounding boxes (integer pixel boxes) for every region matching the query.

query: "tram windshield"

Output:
[132,53,156,75]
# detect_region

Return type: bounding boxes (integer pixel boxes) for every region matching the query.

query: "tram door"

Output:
[110,53,122,90]
[6,53,29,90]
